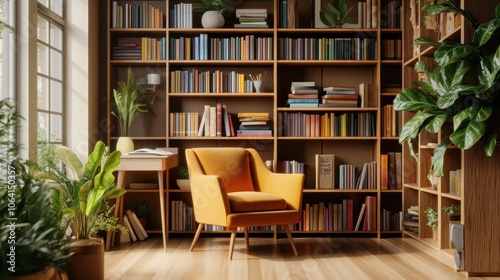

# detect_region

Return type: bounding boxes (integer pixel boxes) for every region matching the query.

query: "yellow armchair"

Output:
[185,147,304,259]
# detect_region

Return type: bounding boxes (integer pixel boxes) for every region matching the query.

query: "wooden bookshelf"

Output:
[400,0,500,276]
[103,0,404,246]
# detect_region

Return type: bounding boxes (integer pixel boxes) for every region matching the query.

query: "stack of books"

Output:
[288,81,319,108]
[320,86,359,107]
[234,9,268,28]
[237,112,272,137]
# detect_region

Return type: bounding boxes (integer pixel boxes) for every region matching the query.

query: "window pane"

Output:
[37,76,49,110]
[37,16,49,44]
[1,0,15,27]
[50,114,62,142]
[50,80,62,113]
[50,0,64,18]
[50,49,62,79]
[37,43,49,75]
[38,0,49,9]
[0,31,15,100]
[38,112,50,142]
[50,23,62,50]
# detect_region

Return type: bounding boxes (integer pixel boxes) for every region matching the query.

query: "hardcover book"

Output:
[315,154,335,189]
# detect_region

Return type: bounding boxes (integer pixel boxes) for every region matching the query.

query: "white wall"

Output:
[66,0,99,157]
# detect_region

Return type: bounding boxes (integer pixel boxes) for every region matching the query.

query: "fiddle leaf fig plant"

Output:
[394,2,500,178]
[319,0,353,28]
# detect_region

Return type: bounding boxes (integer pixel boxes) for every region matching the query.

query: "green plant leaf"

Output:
[412,36,441,48]
[478,45,500,88]
[55,146,84,180]
[430,142,451,177]
[414,61,430,75]
[394,88,437,111]
[426,3,460,15]
[399,111,435,143]
[413,79,437,95]
[425,114,447,133]
[428,61,470,97]
[450,119,486,149]
[434,43,477,66]
[472,16,500,47]
[483,128,498,156]
[472,104,493,122]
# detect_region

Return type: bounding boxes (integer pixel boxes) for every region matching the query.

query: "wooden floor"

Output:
[104,235,499,280]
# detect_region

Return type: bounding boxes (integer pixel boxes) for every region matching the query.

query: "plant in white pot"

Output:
[35,140,126,280]
[112,67,156,153]
[194,0,237,28]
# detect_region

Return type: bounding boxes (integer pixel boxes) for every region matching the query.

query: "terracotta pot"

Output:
[12,267,55,280]
[138,217,147,229]
[68,238,104,280]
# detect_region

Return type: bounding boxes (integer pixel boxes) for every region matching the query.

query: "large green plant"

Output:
[0,99,71,278]
[319,0,353,28]
[36,141,126,239]
[112,68,155,136]
[394,2,500,177]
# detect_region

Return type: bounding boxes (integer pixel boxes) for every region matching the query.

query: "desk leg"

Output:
[158,170,167,252]
[107,170,126,250]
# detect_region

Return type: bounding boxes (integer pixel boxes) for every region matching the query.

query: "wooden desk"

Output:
[109,153,179,252]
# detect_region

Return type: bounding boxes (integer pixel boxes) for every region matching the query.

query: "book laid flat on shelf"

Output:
[126,148,175,156]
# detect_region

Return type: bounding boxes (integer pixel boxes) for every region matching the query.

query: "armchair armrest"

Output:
[190,174,231,226]
[247,149,304,211]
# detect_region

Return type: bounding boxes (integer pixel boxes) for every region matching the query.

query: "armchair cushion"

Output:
[227,191,287,213]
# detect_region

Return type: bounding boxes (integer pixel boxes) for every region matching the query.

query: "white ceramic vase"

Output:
[116,136,134,154]
[201,11,225,28]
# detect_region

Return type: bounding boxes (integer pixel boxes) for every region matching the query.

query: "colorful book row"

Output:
[112,1,165,29]
[278,112,376,137]
[169,34,273,60]
[278,37,377,60]
[169,69,255,93]
[112,37,166,60]
[169,3,193,28]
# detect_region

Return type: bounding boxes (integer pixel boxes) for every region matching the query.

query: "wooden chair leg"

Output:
[244,227,249,249]
[273,225,278,243]
[190,223,204,251]
[283,225,298,256]
[229,228,237,260]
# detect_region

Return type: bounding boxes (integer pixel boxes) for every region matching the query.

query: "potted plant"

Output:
[443,204,460,222]
[194,0,237,28]
[394,1,500,178]
[176,165,190,190]
[319,0,353,28]
[424,207,438,240]
[132,201,151,229]
[0,99,71,279]
[35,140,126,280]
[112,67,155,153]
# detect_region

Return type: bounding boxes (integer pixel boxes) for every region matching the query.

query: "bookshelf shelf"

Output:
[104,0,404,245]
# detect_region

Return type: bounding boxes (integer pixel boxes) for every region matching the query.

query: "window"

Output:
[37,0,65,165]
[0,0,15,101]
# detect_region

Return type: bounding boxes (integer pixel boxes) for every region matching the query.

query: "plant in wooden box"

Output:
[319,0,353,28]
[132,201,151,229]
[176,165,190,190]
[0,99,71,280]
[424,207,438,240]
[394,2,500,178]
[194,0,237,28]
[35,140,126,280]
[112,67,156,153]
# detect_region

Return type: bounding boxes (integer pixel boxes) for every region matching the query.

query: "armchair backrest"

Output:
[190,148,255,193]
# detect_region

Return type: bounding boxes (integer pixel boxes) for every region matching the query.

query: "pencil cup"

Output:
[253,80,263,93]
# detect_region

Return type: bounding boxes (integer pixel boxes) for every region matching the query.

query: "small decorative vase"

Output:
[201,11,225,28]
[253,80,263,93]
[116,136,134,154]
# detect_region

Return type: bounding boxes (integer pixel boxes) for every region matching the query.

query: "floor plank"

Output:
[104,236,500,280]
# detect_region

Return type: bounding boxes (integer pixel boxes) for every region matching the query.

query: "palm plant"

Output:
[193,0,237,16]
[394,2,500,177]
[112,68,155,136]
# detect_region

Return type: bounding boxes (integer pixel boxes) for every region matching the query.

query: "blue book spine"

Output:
[287,99,319,103]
